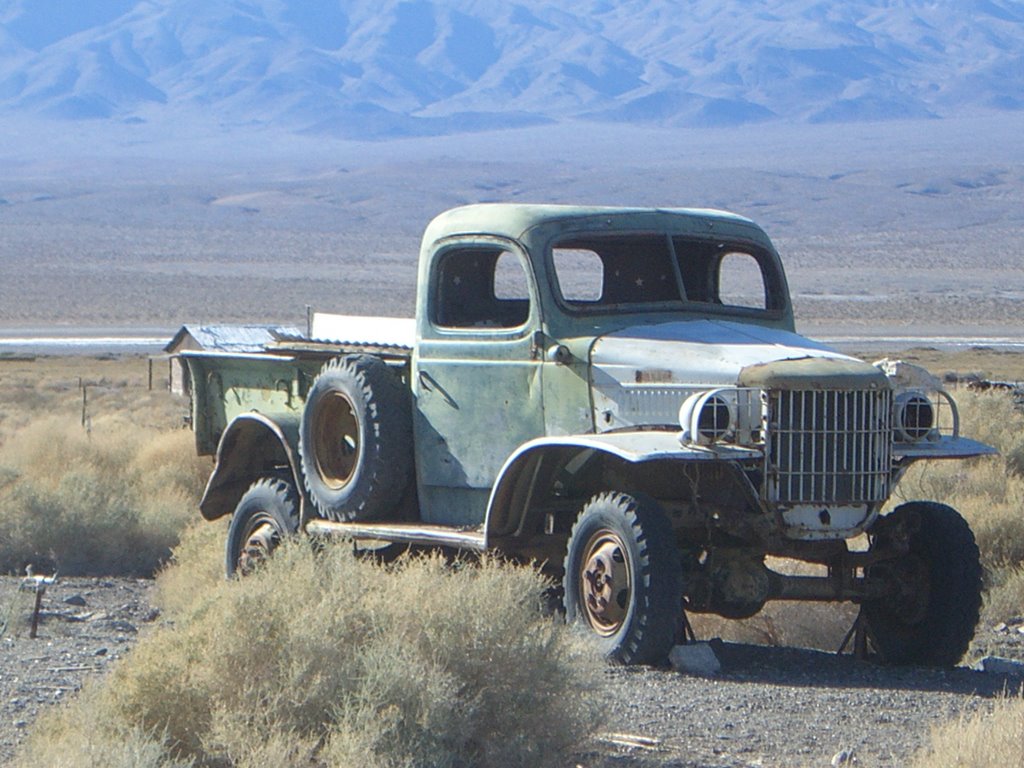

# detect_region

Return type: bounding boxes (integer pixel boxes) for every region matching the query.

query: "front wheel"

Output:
[563,492,682,665]
[861,501,982,667]
[226,477,300,578]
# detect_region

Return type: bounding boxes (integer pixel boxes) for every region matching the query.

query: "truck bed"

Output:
[180,312,414,455]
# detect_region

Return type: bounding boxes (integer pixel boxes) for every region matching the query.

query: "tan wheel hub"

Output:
[580,531,632,636]
[313,391,361,490]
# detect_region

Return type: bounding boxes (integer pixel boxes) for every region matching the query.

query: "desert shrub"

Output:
[18,544,601,768]
[910,696,1024,768]
[1007,442,1024,478]
[983,566,1024,623]
[0,415,206,576]
[151,519,226,618]
[14,687,193,768]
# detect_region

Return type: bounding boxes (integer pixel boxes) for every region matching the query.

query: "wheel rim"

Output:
[579,529,633,637]
[238,514,280,576]
[313,391,361,490]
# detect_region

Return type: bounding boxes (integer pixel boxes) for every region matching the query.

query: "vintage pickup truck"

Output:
[181,204,995,667]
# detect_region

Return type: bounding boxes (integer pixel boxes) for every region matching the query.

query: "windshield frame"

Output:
[546,230,789,322]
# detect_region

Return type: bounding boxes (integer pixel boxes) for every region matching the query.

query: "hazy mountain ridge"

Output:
[0,0,1023,137]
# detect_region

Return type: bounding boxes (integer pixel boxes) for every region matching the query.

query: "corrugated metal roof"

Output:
[310,313,415,349]
[164,324,302,353]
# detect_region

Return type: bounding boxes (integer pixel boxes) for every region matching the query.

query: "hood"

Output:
[591,319,856,387]
[588,319,881,431]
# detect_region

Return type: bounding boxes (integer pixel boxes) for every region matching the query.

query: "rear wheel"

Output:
[862,501,982,667]
[226,477,299,578]
[563,492,682,665]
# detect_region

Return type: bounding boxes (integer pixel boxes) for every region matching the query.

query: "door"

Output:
[413,239,545,526]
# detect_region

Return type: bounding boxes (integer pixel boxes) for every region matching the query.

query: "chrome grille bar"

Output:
[766,388,892,504]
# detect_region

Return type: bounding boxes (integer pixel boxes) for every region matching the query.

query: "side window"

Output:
[433,246,532,329]
[716,252,768,310]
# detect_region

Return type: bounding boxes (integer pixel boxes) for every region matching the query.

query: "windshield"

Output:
[550,233,786,316]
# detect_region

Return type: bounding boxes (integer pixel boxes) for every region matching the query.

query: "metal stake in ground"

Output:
[19,566,57,639]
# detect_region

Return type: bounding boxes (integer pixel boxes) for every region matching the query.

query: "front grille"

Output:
[766,389,892,505]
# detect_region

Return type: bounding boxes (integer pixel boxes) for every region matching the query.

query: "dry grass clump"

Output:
[0,414,207,576]
[0,355,201,575]
[18,543,601,768]
[151,519,226,617]
[983,567,1024,623]
[910,696,1024,768]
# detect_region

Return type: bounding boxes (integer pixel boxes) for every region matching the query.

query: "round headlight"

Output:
[896,391,935,442]
[697,394,733,441]
[679,391,736,444]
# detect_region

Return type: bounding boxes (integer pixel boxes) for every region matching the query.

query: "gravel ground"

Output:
[587,635,1024,767]
[1,576,1022,768]
[0,577,160,764]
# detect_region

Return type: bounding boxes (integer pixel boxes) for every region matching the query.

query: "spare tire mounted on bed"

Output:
[299,354,413,522]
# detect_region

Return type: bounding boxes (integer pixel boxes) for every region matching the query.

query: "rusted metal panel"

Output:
[198,412,304,522]
[740,356,890,391]
[180,351,314,456]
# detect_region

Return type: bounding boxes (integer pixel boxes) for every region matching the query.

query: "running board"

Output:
[304,519,487,551]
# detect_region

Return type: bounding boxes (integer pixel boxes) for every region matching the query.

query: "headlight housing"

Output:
[894,391,936,442]
[679,388,761,446]
[875,359,961,443]
[680,391,735,444]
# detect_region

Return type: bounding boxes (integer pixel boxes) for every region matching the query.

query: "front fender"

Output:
[484,431,762,543]
[894,435,997,460]
[199,412,304,521]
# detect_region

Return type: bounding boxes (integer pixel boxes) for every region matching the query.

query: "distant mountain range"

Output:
[1,0,1023,139]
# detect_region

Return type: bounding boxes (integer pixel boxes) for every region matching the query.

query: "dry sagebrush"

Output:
[18,542,602,768]
[911,695,1024,768]
[0,414,207,576]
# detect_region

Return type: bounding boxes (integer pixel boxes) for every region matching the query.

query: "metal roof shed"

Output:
[163,323,301,395]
